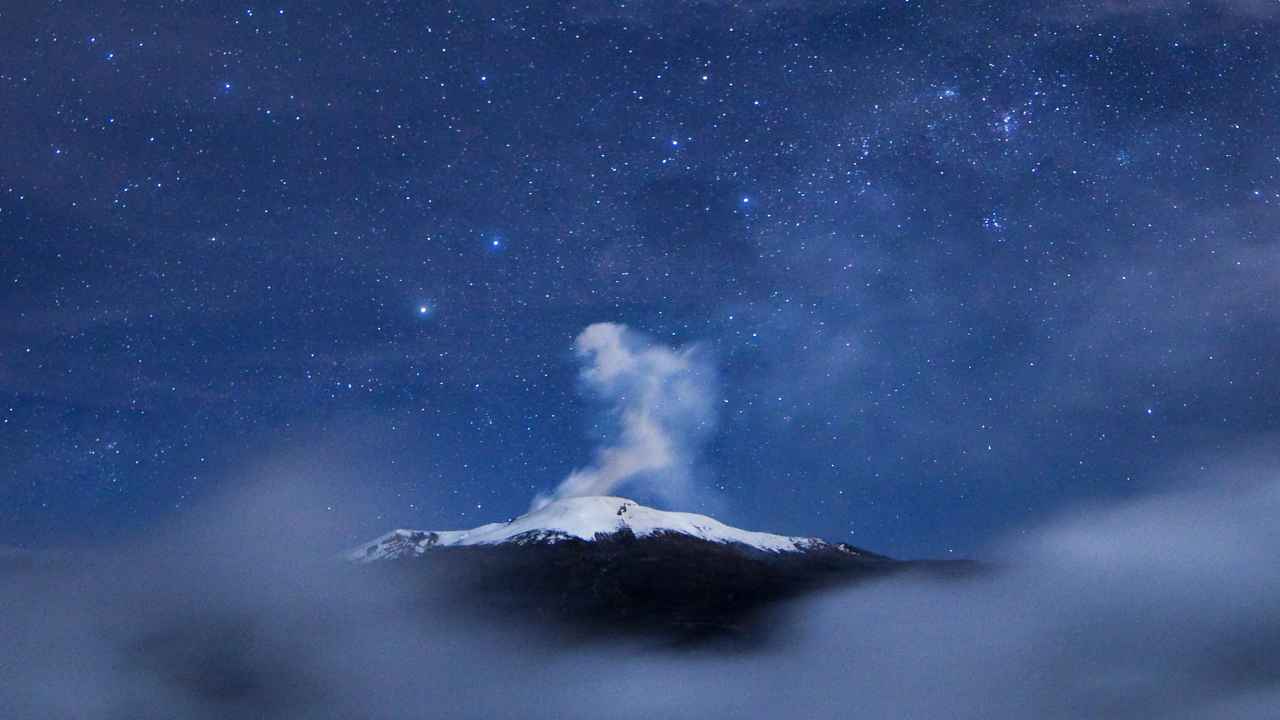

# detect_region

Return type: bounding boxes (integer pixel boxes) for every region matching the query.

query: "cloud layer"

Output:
[4,460,1280,719]
[533,323,715,509]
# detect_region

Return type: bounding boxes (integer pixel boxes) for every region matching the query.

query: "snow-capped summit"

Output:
[350,496,841,562]
[345,496,908,642]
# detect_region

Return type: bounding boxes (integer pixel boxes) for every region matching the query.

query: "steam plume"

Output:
[532,323,715,509]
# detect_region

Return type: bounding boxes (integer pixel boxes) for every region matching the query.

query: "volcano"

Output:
[349,497,922,643]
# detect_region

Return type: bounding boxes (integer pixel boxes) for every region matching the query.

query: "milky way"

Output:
[1,1,1277,556]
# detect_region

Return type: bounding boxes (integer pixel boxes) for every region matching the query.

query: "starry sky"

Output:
[2,0,1278,557]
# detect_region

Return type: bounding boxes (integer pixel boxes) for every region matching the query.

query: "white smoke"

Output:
[532,323,715,509]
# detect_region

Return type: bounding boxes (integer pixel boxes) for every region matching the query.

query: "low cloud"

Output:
[532,323,716,509]
[4,459,1280,718]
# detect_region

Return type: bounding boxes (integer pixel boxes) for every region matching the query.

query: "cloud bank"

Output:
[5,463,1280,718]
[533,323,716,509]
[4,459,1280,718]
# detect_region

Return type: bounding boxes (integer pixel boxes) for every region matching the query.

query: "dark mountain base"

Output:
[367,531,919,646]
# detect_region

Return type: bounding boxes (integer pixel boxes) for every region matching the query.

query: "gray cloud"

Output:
[533,323,716,509]
[4,458,1280,718]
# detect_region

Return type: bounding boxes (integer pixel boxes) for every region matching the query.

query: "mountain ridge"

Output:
[349,495,877,562]
[347,496,905,643]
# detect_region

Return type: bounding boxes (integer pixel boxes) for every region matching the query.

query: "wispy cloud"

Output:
[4,457,1280,718]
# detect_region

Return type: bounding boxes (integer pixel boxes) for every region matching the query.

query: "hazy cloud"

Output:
[4,459,1280,718]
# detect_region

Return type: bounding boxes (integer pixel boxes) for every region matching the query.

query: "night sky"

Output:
[3,1,1277,558]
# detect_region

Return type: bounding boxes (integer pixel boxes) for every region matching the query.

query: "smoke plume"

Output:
[532,323,715,509]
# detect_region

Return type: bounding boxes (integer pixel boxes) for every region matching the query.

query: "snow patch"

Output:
[349,496,830,561]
